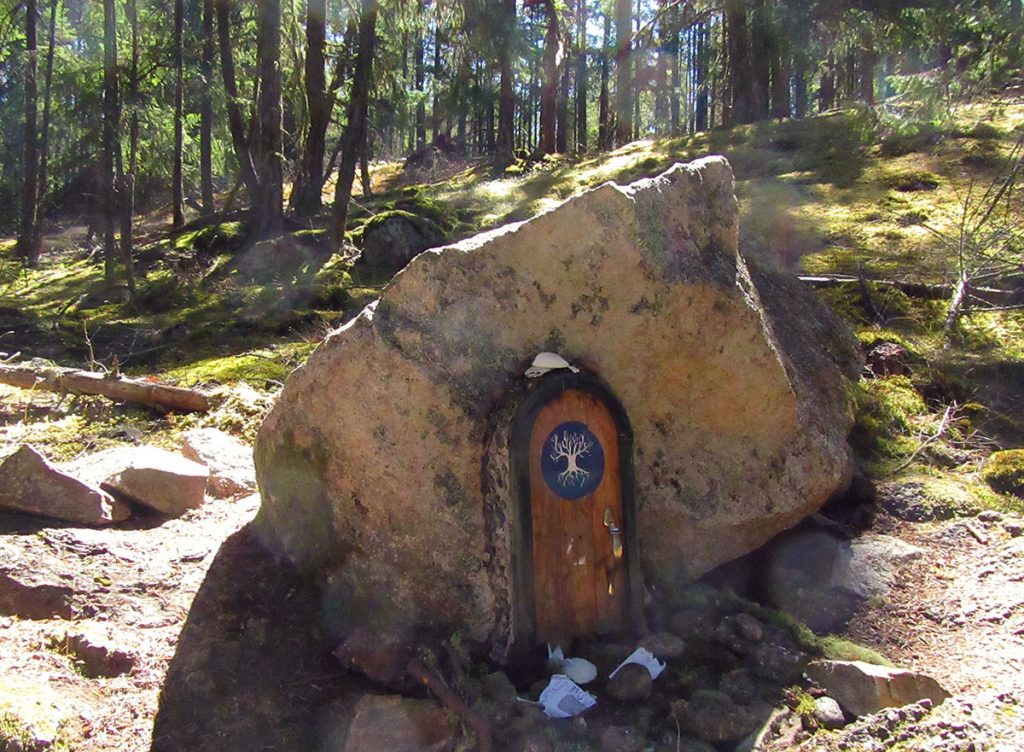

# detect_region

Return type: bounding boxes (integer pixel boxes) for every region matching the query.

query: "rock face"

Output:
[254,158,859,656]
[805,660,950,718]
[0,445,129,525]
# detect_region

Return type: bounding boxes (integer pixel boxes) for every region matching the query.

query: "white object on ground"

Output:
[609,647,666,681]
[537,675,598,719]
[547,645,598,685]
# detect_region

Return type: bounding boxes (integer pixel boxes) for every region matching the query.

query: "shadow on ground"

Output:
[150,525,368,752]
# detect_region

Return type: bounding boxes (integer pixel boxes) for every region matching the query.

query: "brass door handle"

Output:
[603,507,623,560]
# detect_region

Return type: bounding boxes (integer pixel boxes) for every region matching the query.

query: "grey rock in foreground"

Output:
[764,530,923,631]
[65,445,209,516]
[805,659,950,718]
[0,444,129,525]
[255,157,860,654]
[182,427,256,498]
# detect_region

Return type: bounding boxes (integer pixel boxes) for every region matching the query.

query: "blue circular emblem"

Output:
[541,421,605,500]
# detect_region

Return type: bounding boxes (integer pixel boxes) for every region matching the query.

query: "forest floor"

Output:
[2,93,1024,750]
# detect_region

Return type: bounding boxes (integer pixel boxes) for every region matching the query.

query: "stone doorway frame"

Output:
[507,370,644,651]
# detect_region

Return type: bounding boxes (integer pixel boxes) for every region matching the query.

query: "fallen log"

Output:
[798,274,1021,306]
[0,363,210,413]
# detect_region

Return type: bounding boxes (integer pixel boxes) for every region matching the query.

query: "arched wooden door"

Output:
[514,375,635,648]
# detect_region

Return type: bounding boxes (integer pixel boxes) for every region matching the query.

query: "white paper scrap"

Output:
[537,674,598,719]
[609,647,666,681]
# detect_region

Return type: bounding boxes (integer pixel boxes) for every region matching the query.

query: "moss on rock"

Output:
[982,449,1024,497]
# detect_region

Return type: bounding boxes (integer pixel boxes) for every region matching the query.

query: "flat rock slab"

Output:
[0,444,129,525]
[64,445,209,517]
[805,659,950,718]
[182,427,256,498]
[343,695,458,752]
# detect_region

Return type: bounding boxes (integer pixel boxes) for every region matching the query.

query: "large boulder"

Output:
[0,444,129,525]
[182,427,256,498]
[254,157,859,656]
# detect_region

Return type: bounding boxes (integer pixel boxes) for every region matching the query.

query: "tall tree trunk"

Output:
[668,11,681,136]
[1011,0,1022,68]
[215,0,260,204]
[102,0,132,292]
[415,13,426,149]
[292,0,330,217]
[494,0,516,171]
[200,0,215,212]
[17,0,39,265]
[432,22,443,141]
[613,0,631,146]
[819,50,835,112]
[556,24,570,153]
[725,0,753,126]
[654,13,669,136]
[574,0,587,152]
[121,0,139,281]
[791,8,810,119]
[32,0,58,258]
[749,0,770,121]
[332,0,377,247]
[172,0,185,228]
[770,30,790,119]
[598,9,611,149]
[254,0,284,233]
[695,22,709,132]
[537,0,559,154]
[860,30,876,105]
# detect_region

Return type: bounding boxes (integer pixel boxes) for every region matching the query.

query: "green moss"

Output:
[173,221,246,254]
[982,450,1024,497]
[850,376,928,457]
[885,170,941,192]
[0,712,33,749]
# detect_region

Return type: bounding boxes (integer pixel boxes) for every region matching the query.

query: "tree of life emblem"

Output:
[541,421,605,500]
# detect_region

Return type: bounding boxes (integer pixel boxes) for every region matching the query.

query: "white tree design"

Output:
[549,431,593,487]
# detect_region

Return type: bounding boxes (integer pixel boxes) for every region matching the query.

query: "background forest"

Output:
[2,0,1022,276]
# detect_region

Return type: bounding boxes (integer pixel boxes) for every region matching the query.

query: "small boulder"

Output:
[671,690,770,743]
[357,212,445,274]
[734,613,764,642]
[599,724,644,752]
[718,668,757,706]
[54,624,136,678]
[65,446,209,516]
[0,445,129,525]
[333,627,412,687]
[606,663,652,703]
[804,660,950,718]
[812,696,846,729]
[982,449,1024,498]
[764,530,923,631]
[182,427,256,498]
[343,694,457,752]
[752,642,809,685]
[638,632,686,660]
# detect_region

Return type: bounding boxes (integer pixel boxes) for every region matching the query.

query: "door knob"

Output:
[603,507,623,560]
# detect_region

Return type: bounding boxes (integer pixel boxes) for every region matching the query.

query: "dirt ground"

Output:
[2,478,1023,751]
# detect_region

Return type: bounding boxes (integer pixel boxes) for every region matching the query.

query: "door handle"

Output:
[603,507,623,560]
